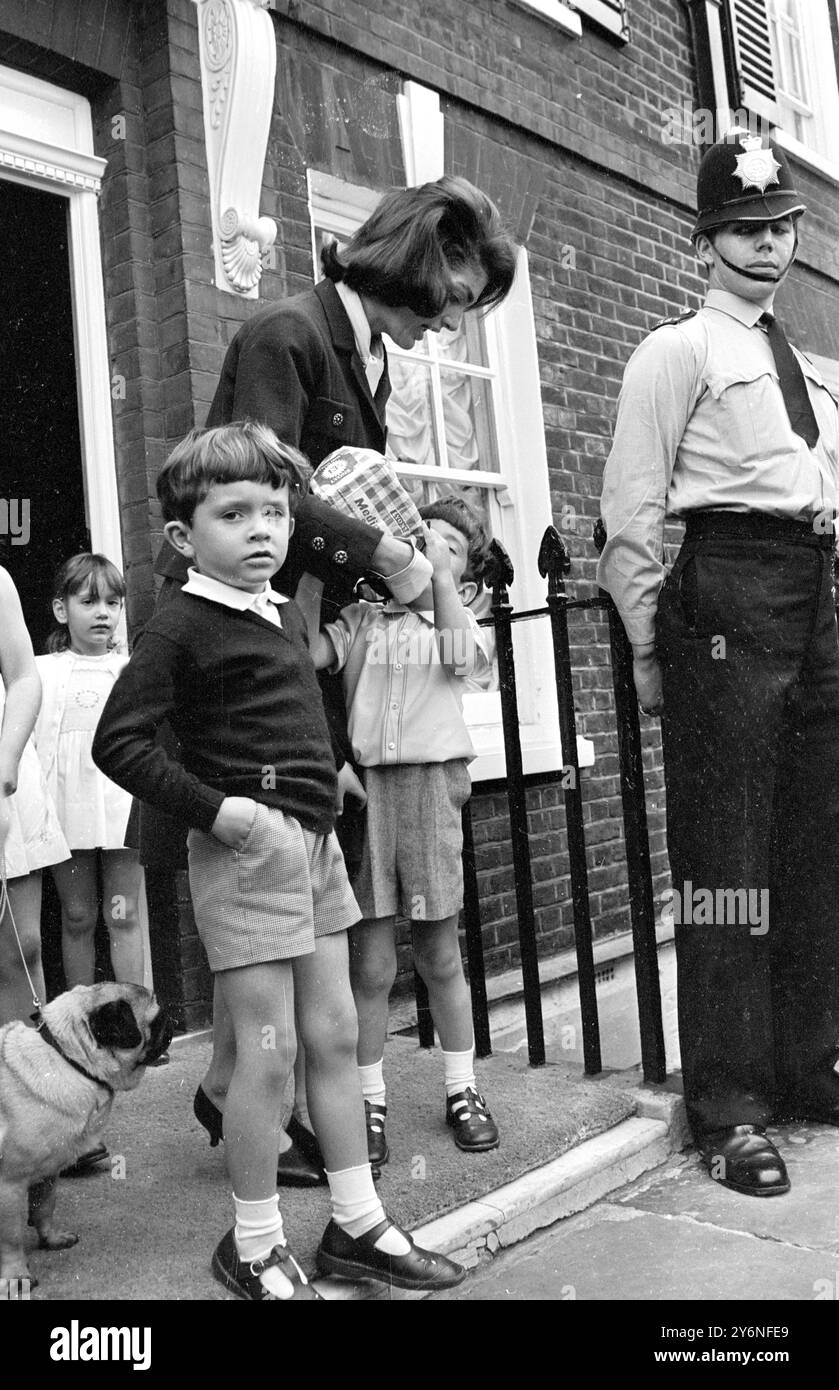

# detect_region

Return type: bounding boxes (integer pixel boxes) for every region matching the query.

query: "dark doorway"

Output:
[0,178,92,997]
[0,178,89,650]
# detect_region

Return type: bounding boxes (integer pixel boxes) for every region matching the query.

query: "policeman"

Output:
[598,132,839,1196]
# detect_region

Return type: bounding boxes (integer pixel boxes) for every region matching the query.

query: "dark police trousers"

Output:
[656,511,839,1139]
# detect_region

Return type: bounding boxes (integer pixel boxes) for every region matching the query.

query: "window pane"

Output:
[440,368,499,473]
[385,356,440,466]
[436,314,489,367]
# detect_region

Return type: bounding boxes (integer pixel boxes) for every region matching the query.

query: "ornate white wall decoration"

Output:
[193,0,277,298]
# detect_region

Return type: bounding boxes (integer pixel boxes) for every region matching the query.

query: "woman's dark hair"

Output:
[157,421,311,525]
[321,176,518,317]
[47,553,126,653]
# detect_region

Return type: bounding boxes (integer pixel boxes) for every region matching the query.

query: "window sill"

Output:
[774,128,839,187]
[508,0,582,38]
[464,691,596,782]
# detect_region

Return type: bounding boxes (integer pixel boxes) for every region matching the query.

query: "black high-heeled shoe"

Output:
[194,1085,224,1147]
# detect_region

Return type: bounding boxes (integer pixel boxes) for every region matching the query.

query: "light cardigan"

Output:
[34,649,128,783]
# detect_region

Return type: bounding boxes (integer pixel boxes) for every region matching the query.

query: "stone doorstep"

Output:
[315,1087,689,1301]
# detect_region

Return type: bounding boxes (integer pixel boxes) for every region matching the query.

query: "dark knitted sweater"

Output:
[92,590,337,834]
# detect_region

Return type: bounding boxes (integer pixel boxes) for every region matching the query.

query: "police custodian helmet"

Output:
[692,132,806,239]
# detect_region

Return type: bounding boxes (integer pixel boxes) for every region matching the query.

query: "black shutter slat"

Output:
[729,0,780,121]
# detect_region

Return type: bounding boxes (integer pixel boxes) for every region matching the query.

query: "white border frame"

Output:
[0,65,123,572]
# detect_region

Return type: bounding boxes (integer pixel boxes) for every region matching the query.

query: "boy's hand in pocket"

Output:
[211,797,258,849]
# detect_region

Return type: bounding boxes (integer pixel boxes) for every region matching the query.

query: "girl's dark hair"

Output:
[419,494,491,587]
[157,421,312,524]
[47,553,126,653]
[321,176,518,317]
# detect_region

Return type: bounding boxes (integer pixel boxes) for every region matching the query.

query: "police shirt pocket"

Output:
[800,357,839,460]
[307,396,361,445]
[703,368,768,460]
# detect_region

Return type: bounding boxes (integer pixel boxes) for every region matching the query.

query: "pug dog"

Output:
[0,980,172,1293]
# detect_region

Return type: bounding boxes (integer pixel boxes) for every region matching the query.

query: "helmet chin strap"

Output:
[714,227,799,284]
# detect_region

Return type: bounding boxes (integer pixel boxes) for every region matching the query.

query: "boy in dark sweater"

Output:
[92,422,464,1300]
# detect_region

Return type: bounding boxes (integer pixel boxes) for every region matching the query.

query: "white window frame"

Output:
[509,0,583,37]
[307,81,595,780]
[0,65,124,574]
[570,0,630,42]
[767,0,839,180]
[711,0,839,182]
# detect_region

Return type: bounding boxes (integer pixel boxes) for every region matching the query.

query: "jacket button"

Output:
[332,412,344,427]
[311,536,325,551]
[333,550,348,565]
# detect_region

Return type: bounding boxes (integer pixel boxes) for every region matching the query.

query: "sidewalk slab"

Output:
[434,1202,836,1302]
[28,1030,687,1302]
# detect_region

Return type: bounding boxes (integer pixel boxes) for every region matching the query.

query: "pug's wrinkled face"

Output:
[51,982,174,1092]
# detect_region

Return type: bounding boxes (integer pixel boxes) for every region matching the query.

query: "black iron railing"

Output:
[412,523,667,1085]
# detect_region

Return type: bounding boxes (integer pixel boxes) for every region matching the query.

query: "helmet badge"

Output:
[732,134,782,194]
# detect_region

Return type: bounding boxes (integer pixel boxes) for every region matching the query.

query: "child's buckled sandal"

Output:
[364,1099,389,1166]
[212,1228,323,1300]
[445,1087,500,1153]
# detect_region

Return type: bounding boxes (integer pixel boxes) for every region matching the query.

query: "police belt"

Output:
[683,510,835,551]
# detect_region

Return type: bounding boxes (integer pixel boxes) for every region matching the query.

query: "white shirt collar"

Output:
[706,288,768,330]
[182,567,288,620]
[334,280,383,368]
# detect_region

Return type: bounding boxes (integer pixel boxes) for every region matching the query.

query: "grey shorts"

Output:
[187,803,360,972]
[353,761,472,922]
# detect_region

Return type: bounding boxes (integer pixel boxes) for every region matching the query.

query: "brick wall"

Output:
[5,0,839,1021]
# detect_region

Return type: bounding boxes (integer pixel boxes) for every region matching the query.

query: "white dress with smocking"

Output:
[45,652,132,851]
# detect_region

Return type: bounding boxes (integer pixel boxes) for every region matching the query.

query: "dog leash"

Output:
[0,844,114,1089]
[0,856,43,1013]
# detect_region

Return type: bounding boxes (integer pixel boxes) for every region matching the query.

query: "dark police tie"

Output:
[759,312,820,449]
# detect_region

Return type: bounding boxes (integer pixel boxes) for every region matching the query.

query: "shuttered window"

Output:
[728,0,781,123]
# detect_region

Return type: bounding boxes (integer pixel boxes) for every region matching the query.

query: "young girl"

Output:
[0,565,70,1026]
[35,554,144,990]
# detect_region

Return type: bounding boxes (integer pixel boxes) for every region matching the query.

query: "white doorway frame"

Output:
[0,66,153,991]
[0,64,123,569]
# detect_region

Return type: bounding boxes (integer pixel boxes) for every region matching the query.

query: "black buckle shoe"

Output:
[212,1228,323,1300]
[316,1218,465,1291]
[698,1125,790,1197]
[276,1141,328,1189]
[194,1086,224,1147]
[445,1088,499,1153]
[286,1115,327,1172]
[364,1100,389,1166]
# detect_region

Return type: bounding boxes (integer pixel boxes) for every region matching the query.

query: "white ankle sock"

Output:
[443,1045,476,1098]
[358,1058,387,1107]
[233,1193,298,1299]
[326,1163,410,1254]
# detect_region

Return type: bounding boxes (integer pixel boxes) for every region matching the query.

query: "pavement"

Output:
[20,1027,683,1303]
[17,1018,838,1320]
[434,1120,839,1302]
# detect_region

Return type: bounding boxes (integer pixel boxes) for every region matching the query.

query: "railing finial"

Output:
[485,538,514,600]
[537,526,571,594]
